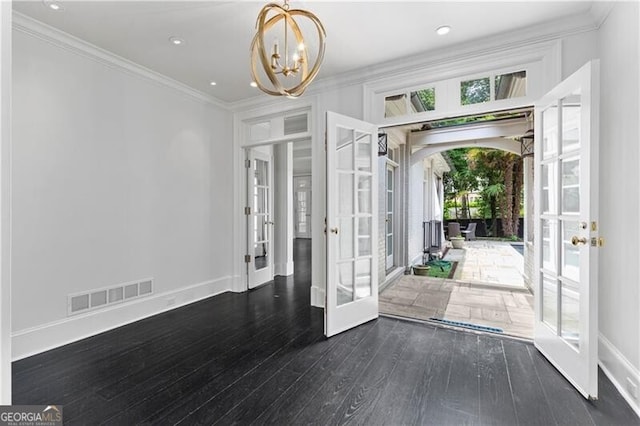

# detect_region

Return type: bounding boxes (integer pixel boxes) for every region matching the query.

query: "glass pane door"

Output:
[247,149,274,289]
[326,112,378,337]
[534,61,599,399]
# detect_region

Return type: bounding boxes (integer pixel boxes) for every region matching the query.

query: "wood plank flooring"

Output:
[12,240,639,425]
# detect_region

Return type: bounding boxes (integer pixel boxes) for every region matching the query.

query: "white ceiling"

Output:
[13,1,598,104]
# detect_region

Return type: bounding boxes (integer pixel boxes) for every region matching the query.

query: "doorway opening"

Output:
[246,139,313,291]
[377,109,536,340]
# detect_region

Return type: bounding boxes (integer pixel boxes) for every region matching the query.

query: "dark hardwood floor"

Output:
[13,239,639,425]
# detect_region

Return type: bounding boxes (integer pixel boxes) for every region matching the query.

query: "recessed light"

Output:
[43,1,62,11]
[169,37,184,46]
[209,81,217,86]
[250,81,258,88]
[436,26,451,36]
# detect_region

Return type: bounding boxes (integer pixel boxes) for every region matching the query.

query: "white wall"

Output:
[595,2,640,414]
[11,27,233,358]
[0,0,12,405]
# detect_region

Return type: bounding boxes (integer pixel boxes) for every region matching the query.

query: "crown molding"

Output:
[232,9,599,113]
[589,2,615,28]
[12,12,231,111]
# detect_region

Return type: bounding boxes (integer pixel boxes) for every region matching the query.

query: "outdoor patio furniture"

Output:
[447,222,461,239]
[461,222,477,241]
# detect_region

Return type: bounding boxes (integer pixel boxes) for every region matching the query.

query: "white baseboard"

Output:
[599,333,640,417]
[230,274,245,293]
[274,262,294,277]
[311,286,325,308]
[12,276,233,361]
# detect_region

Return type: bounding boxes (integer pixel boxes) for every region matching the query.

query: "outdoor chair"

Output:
[461,222,477,241]
[447,222,461,239]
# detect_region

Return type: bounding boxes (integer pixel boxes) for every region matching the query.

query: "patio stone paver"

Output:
[444,240,525,289]
[380,241,533,338]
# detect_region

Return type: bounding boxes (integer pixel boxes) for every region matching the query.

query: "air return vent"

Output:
[68,278,154,316]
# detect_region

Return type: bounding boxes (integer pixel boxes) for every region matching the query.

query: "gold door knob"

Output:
[571,236,588,246]
[330,227,339,234]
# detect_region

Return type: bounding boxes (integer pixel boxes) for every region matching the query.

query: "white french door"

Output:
[385,164,394,270]
[325,112,378,337]
[247,149,275,289]
[534,60,599,399]
[294,176,312,239]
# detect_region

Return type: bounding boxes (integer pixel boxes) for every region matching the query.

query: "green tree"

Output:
[443,148,477,219]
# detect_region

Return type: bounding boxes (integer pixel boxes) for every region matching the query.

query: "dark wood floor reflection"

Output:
[13,239,638,425]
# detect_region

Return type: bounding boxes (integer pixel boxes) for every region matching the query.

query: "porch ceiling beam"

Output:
[409,118,529,147]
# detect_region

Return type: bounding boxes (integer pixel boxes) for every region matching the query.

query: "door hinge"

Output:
[324,131,327,151]
[591,221,598,231]
[244,206,251,215]
[244,254,251,263]
[245,159,251,168]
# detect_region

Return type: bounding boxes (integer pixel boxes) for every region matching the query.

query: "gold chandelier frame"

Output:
[250,1,326,98]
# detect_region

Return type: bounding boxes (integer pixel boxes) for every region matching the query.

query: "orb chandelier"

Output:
[250,0,326,98]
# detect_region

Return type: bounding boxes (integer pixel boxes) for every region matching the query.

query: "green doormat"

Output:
[422,259,457,279]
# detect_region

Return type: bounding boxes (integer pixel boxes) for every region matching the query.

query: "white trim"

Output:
[599,334,640,417]
[234,101,316,295]
[0,0,11,406]
[12,276,233,361]
[12,12,229,111]
[274,262,294,277]
[310,285,325,308]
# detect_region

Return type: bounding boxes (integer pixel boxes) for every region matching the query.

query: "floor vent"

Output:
[69,278,154,316]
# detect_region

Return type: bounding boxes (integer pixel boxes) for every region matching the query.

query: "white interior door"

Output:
[294,176,312,238]
[385,165,394,269]
[325,111,378,337]
[247,149,274,289]
[534,60,599,399]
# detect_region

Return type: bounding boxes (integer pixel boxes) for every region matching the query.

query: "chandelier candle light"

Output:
[250,0,326,98]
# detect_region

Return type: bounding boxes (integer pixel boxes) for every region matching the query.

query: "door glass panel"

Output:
[562,93,581,153]
[541,163,557,214]
[562,159,580,213]
[355,258,372,300]
[541,219,557,273]
[386,213,392,234]
[255,159,268,186]
[542,274,558,332]
[338,173,353,215]
[357,175,372,214]
[337,143,353,171]
[386,236,393,256]
[254,242,268,270]
[337,262,353,306]
[255,217,267,242]
[562,221,581,282]
[358,217,371,256]
[338,217,354,260]
[356,140,372,172]
[255,187,267,213]
[561,280,580,349]
[543,105,558,159]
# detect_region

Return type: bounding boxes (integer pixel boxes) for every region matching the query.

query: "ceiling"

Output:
[13,1,598,105]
